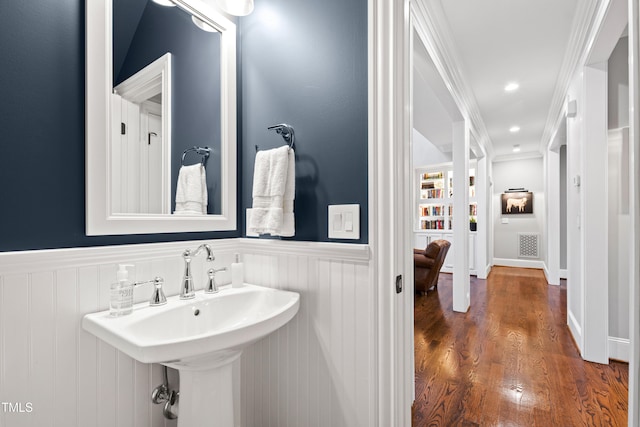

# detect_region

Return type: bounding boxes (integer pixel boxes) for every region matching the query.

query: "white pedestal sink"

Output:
[82,284,300,427]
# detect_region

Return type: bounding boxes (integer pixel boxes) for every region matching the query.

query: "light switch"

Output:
[333,213,342,231]
[344,212,354,231]
[328,204,360,239]
[501,217,509,224]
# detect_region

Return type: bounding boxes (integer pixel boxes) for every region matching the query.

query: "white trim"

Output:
[542,263,560,286]
[410,1,492,157]
[559,268,568,279]
[0,239,371,276]
[629,0,640,423]
[492,151,544,163]
[568,309,583,355]
[369,0,409,423]
[539,0,603,152]
[609,336,631,362]
[492,258,545,270]
[237,238,370,263]
[86,0,237,235]
[478,263,492,279]
[0,239,239,276]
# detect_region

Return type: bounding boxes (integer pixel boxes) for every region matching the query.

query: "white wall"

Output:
[608,37,630,130]
[606,36,630,359]
[560,145,568,271]
[608,129,631,345]
[492,157,545,264]
[0,239,374,427]
[412,128,451,166]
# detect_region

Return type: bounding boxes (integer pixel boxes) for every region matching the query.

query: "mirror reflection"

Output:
[112,0,222,215]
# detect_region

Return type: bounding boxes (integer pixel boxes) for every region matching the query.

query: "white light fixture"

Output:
[216,0,254,16]
[513,144,521,153]
[192,16,218,32]
[151,0,176,6]
[504,82,519,92]
[509,126,520,133]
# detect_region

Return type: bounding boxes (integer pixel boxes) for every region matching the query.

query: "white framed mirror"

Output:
[86,0,237,235]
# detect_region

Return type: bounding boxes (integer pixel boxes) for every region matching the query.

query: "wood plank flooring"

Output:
[412,266,628,426]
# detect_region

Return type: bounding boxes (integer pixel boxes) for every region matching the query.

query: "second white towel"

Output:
[248,145,295,236]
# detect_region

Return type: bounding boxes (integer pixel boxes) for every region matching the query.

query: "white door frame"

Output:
[368,0,412,424]
[627,0,639,424]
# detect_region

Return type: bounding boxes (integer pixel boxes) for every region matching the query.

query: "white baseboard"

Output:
[476,263,491,279]
[493,258,545,270]
[609,337,630,362]
[559,269,568,279]
[568,310,582,355]
[542,263,560,286]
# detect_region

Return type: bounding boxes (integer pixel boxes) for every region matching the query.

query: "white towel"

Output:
[174,164,207,215]
[248,146,295,236]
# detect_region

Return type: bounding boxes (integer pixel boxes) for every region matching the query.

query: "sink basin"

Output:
[82,283,300,427]
[83,283,300,366]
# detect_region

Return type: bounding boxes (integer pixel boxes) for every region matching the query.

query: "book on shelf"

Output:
[420,219,445,230]
[422,172,443,180]
[420,205,444,216]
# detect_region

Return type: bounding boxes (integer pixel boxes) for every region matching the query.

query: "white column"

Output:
[476,156,489,279]
[545,148,561,285]
[582,63,609,364]
[452,121,470,312]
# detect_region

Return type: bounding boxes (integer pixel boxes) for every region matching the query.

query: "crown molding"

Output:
[410,0,494,159]
[540,0,609,152]
[492,151,543,164]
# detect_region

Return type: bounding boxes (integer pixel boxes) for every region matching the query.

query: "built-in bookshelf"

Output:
[416,164,477,231]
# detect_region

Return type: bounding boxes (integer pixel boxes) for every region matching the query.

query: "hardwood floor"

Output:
[412,266,628,426]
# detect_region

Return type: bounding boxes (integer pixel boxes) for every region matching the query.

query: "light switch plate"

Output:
[501,217,509,224]
[328,204,360,239]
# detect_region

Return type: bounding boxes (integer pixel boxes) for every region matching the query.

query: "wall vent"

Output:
[518,233,539,258]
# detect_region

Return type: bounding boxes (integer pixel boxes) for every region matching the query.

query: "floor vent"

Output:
[518,233,539,258]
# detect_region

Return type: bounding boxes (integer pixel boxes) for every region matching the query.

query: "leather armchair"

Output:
[414,239,451,293]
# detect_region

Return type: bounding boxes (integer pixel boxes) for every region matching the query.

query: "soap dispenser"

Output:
[110,264,134,316]
[231,253,244,288]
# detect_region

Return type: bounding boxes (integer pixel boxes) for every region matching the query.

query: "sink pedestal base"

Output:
[166,351,242,427]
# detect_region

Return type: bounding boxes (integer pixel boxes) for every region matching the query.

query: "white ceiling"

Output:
[413,0,581,159]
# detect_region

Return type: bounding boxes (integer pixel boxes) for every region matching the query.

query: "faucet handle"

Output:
[150,277,167,306]
[205,268,227,294]
[134,277,167,306]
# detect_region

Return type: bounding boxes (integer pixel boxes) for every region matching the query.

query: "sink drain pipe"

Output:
[151,365,179,420]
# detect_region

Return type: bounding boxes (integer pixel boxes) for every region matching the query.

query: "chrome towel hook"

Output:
[255,124,296,153]
[181,146,211,166]
[270,123,296,147]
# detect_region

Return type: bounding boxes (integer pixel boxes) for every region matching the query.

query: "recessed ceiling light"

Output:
[513,144,521,153]
[509,126,520,133]
[151,0,176,6]
[504,82,519,92]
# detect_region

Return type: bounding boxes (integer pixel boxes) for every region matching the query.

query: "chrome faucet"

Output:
[181,244,215,299]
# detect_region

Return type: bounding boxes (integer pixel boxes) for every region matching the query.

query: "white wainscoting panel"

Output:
[239,245,373,427]
[0,239,373,427]
[0,240,238,427]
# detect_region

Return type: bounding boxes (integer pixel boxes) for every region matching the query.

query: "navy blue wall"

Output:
[115,1,222,214]
[240,0,368,243]
[0,0,367,252]
[0,0,237,251]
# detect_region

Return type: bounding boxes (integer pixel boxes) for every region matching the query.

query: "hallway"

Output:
[412,267,628,426]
